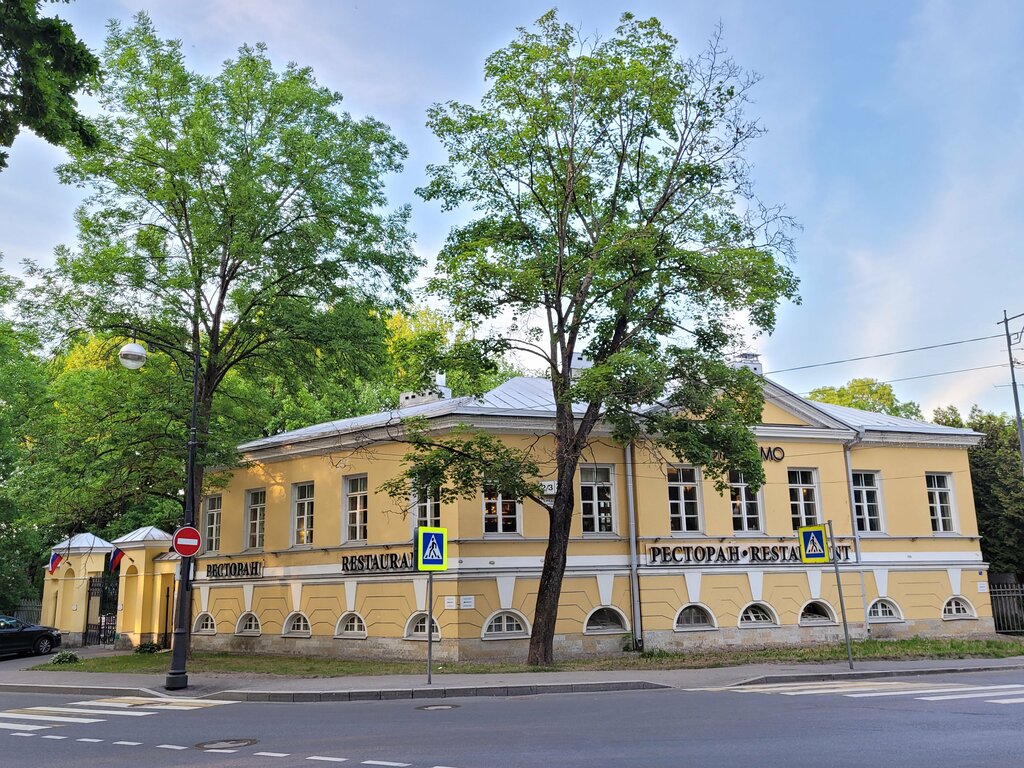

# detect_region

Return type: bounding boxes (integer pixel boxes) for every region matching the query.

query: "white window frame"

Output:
[798,600,837,626]
[334,612,367,639]
[852,470,885,534]
[942,596,976,620]
[481,610,530,640]
[193,612,217,635]
[293,481,315,546]
[926,472,957,533]
[738,602,778,628]
[344,475,368,543]
[204,495,222,553]
[579,464,616,535]
[235,612,261,636]
[674,603,717,632]
[283,612,311,637]
[483,484,522,536]
[867,598,903,623]
[729,471,763,533]
[787,468,820,529]
[404,612,440,641]
[667,466,703,534]
[583,606,629,635]
[245,488,266,550]
[413,485,441,530]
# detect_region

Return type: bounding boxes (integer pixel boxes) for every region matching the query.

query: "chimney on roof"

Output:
[570,352,593,380]
[730,352,763,376]
[398,374,452,409]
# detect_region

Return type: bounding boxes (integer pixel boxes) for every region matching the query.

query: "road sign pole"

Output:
[828,520,855,670]
[426,571,434,685]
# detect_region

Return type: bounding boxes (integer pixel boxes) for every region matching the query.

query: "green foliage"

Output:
[0,0,99,169]
[49,649,81,664]
[133,641,160,654]
[933,405,1024,574]
[809,377,924,420]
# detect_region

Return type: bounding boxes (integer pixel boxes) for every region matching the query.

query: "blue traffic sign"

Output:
[417,527,447,571]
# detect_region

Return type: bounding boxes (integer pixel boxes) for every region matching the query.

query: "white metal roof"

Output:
[811,401,978,436]
[112,526,173,544]
[51,532,113,553]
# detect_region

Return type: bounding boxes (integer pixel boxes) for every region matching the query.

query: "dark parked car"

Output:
[0,615,62,656]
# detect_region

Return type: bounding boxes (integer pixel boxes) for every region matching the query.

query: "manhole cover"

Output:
[417,704,458,711]
[194,739,259,750]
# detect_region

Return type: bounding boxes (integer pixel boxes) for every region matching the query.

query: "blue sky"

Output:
[2,0,1023,417]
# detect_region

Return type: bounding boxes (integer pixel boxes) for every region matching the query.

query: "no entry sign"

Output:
[172,526,202,557]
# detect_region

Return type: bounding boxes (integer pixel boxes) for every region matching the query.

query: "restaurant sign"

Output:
[647,542,852,566]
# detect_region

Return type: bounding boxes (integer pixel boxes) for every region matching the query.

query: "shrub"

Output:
[133,642,161,654]
[50,650,80,665]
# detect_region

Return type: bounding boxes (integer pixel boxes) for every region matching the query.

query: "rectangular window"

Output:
[246,489,266,549]
[580,465,614,533]
[415,486,441,529]
[204,495,222,552]
[345,476,368,542]
[926,473,955,532]
[483,485,520,534]
[788,469,819,529]
[852,471,882,532]
[294,482,315,545]
[667,466,701,533]
[729,470,761,532]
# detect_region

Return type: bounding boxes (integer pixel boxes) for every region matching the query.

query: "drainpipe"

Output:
[625,441,644,651]
[843,428,871,635]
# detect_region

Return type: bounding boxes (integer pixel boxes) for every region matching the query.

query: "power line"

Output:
[764,333,1005,375]
[796,363,1008,394]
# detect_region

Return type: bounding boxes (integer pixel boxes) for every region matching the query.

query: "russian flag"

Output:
[48,552,63,575]
[109,547,126,572]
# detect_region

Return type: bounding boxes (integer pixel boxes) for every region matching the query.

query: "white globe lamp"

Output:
[118,342,148,370]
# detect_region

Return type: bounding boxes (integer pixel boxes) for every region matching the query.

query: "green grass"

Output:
[30,636,1024,677]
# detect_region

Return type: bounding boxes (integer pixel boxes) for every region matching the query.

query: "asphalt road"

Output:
[3,670,1024,767]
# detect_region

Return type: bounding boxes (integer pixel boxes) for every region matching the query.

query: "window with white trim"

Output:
[943,597,975,619]
[788,469,819,529]
[580,465,614,534]
[926,473,955,532]
[293,482,315,545]
[852,471,883,533]
[204,495,222,552]
[799,601,834,625]
[236,613,261,635]
[193,613,216,634]
[483,485,520,534]
[484,612,528,638]
[246,488,266,549]
[406,612,439,639]
[284,613,311,636]
[675,605,714,630]
[344,475,367,542]
[739,603,776,626]
[867,598,901,622]
[667,466,701,533]
[414,485,440,529]
[585,607,627,633]
[336,612,367,638]
[729,471,761,532]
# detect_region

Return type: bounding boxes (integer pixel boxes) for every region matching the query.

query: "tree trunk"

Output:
[527,487,575,665]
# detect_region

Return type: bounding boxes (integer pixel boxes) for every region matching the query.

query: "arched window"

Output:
[284,612,311,636]
[942,597,976,619]
[739,603,777,627]
[193,613,216,635]
[675,605,715,631]
[483,611,528,638]
[335,612,367,638]
[405,612,440,640]
[585,607,628,634]
[236,612,261,636]
[867,599,902,622]
[799,601,835,625]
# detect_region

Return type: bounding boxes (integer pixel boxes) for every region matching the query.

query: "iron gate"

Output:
[990,582,1024,634]
[84,573,119,645]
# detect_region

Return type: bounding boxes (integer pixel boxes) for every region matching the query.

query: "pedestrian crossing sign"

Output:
[798,525,830,564]
[417,526,448,571]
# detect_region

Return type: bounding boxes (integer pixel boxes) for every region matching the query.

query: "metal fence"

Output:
[990,583,1024,634]
[13,600,42,625]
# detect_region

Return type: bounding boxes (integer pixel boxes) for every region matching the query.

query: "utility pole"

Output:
[999,310,1024,479]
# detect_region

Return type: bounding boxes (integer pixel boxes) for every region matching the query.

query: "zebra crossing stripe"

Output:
[985,696,1024,704]
[0,723,49,731]
[917,687,1024,701]
[27,706,155,717]
[0,712,104,724]
[846,685,1019,698]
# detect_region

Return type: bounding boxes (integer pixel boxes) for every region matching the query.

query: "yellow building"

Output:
[44,374,994,657]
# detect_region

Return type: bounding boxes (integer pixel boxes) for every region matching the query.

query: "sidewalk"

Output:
[3,648,1024,702]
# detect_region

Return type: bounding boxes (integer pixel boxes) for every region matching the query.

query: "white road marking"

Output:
[307,757,349,763]
[113,741,142,745]
[0,723,50,731]
[27,706,156,717]
[157,744,189,750]
[77,738,104,742]
[41,735,67,740]
[362,762,410,767]
[917,687,1024,701]
[846,685,1023,698]
[0,713,104,724]
[987,697,1024,704]
[204,748,238,753]
[10,733,34,737]
[255,753,292,757]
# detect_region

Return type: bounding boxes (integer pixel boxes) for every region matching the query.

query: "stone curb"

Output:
[205,680,668,703]
[0,683,161,697]
[735,662,1024,687]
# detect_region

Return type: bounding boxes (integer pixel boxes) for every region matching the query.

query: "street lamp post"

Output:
[119,336,200,690]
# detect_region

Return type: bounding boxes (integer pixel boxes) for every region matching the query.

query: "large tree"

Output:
[808,377,923,420]
[0,0,99,169]
[25,15,415,525]
[405,11,798,664]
